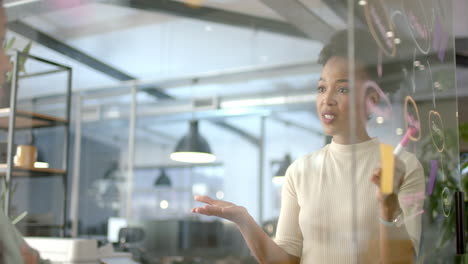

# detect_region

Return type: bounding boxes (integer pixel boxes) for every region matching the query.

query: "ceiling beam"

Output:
[322,0,367,28]
[270,114,323,136]
[8,20,135,81]
[259,0,334,43]
[210,120,260,147]
[321,0,366,28]
[98,0,309,40]
[5,0,85,22]
[8,21,260,145]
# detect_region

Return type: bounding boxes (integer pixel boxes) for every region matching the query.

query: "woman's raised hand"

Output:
[370,157,406,214]
[192,195,248,225]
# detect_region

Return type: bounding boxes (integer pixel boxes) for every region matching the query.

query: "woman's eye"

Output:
[338,87,349,93]
[317,86,325,93]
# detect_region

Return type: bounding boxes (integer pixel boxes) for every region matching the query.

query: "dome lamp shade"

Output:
[154,169,171,187]
[170,120,216,163]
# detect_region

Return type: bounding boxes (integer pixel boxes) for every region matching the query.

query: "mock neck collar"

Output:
[328,137,379,154]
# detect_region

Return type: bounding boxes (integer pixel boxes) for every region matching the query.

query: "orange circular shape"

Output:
[363,0,397,57]
[403,96,421,141]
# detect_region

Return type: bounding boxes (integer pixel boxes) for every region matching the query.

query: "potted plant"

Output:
[0,37,32,108]
[417,123,468,263]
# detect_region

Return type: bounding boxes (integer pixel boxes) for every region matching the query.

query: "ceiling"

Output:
[3,0,468,153]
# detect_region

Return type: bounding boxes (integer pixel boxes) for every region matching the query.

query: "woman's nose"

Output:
[322,90,336,105]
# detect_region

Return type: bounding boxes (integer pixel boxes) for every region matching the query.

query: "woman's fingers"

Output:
[192,205,224,217]
[192,196,234,217]
[20,244,39,264]
[371,167,381,186]
[191,200,248,224]
[194,195,215,205]
[194,195,233,207]
[371,160,405,190]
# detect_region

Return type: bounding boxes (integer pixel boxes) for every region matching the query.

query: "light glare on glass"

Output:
[216,191,224,200]
[170,152,216,163]
[160,200,169,209]
[272,176,285,185]
[376,116,384,124]
[396,128,403,135]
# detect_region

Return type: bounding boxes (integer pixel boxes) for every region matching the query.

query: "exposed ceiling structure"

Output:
[3,0,468,149]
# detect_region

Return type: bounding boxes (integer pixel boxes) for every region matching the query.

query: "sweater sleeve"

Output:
[0,210,25,263]
[274,160,303,258]
[398,153,426,256]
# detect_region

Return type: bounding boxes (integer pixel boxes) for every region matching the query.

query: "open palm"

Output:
[192,195,248,225]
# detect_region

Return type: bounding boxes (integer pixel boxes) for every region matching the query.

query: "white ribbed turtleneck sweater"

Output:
[274,138,425,263]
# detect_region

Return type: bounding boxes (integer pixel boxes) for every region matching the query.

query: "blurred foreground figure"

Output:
[0,2,41,264]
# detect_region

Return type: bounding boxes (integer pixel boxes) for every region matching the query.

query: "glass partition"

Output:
[350,0,462,262]
[74,87,132,238]
[7,0,465,263]
[68,0,463,263]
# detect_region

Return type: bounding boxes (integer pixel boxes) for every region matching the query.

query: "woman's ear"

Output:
[365,89,380,117]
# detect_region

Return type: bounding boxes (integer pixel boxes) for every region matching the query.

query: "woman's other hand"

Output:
[370,157,406,217]
[21,244,40,264]
[191,195,249,226]
[192,196,300,264]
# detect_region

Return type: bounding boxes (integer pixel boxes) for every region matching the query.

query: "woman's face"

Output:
[0,8,11,86]
[316,56,370,142]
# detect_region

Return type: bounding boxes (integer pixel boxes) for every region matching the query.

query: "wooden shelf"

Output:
[0,164,66,177]
[18,223,64,228]
[0,108,68,129]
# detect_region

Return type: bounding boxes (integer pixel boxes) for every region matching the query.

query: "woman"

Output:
[192,30,424,264]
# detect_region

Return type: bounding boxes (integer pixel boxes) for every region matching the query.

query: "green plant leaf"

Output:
[459,123,468,143]
[462,160,468,170]
[11,211,27,225]
[22,41,32,54]
[16,41,32,74]
[4,37,15,51]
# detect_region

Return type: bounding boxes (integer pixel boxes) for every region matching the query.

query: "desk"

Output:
[25,238,137,264]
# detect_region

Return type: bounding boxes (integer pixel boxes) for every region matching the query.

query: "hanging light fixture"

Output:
[272,154,292,184]
[170,120,216,163]
[154,168,172,187]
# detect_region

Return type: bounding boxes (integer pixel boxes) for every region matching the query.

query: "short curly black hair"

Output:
[318,29,403,94]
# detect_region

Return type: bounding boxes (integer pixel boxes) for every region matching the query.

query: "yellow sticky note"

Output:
[184,0,203,8]
[379,143,395,194]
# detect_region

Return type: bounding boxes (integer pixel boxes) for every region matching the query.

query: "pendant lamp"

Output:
[154,169,171,187]
[170,120,216,163]
[272,154,292,184]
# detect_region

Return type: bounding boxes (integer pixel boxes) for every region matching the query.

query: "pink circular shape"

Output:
[363,80,393,119]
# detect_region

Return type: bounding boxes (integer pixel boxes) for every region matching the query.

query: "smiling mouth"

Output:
[322,113,336,124]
